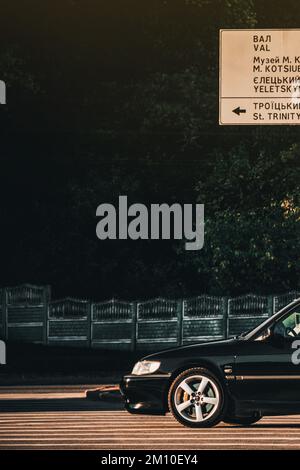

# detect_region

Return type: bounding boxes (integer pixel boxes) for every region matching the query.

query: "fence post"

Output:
[87,302,92,348]
[4,288,7,341]
[223,297,229,339]
[177,299,183,346]
[2,288,7,341]
[268,295,274,316]
[90,302,94,348]
[46,303,49,345]
[131,302,138,351]
[176,299,183,346]
[42,286,49,345]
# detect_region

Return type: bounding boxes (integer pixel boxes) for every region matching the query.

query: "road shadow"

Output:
[222,422,300,429]
[0,397,124,412]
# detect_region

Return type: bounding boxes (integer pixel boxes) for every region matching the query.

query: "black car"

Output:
[120,298,300,427]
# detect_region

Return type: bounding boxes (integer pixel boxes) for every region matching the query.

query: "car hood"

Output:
[143,337,241,361]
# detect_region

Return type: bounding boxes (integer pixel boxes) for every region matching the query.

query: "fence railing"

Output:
[91,299,135,350]
[227,294,272,338]
[136,298,180,350]
[0,284,299,350]
[48,298,90,347]
[183,296,225,344]
[5,284,49,344]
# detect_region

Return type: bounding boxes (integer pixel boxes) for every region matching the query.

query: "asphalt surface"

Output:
[1,386,300,450]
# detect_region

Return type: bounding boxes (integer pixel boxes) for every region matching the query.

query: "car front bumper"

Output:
[120,373,171,415]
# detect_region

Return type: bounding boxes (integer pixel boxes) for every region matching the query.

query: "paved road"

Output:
[1,386,300,450]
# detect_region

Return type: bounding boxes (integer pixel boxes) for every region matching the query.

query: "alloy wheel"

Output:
[174,374,220,423]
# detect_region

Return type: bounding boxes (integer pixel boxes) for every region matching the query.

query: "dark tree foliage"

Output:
[0,1,299,299]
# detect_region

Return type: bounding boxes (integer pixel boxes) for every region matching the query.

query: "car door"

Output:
[232,306,300,410]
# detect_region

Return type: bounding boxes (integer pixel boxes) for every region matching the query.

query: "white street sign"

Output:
[219,29,300,125]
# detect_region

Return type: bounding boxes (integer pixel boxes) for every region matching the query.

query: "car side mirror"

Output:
[255,327,272,342]
[261,327,272,341]
[270,326,286,348]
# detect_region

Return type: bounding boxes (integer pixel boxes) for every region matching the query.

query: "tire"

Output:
[168,367,226,428]
[223,413,261,426]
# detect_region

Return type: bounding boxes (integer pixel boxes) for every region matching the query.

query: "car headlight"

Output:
[132,360,161,375]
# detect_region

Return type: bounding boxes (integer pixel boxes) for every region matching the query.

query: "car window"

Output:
[273,310,300,338]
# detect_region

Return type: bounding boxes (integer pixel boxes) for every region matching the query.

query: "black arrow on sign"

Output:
[233,106,246,116]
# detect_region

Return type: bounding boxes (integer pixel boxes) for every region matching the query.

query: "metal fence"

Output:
[0,284,299,350]
[183,296,225,344]
[91,299,135,350]
[136,298,180,350]
[227,294,272,337]
[48,298,90,347]
[274,291,300,312]
[5,284,49,344]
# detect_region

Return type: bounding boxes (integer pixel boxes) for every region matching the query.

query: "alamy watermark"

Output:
[96,196,205,251]
[0,340,6,365]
